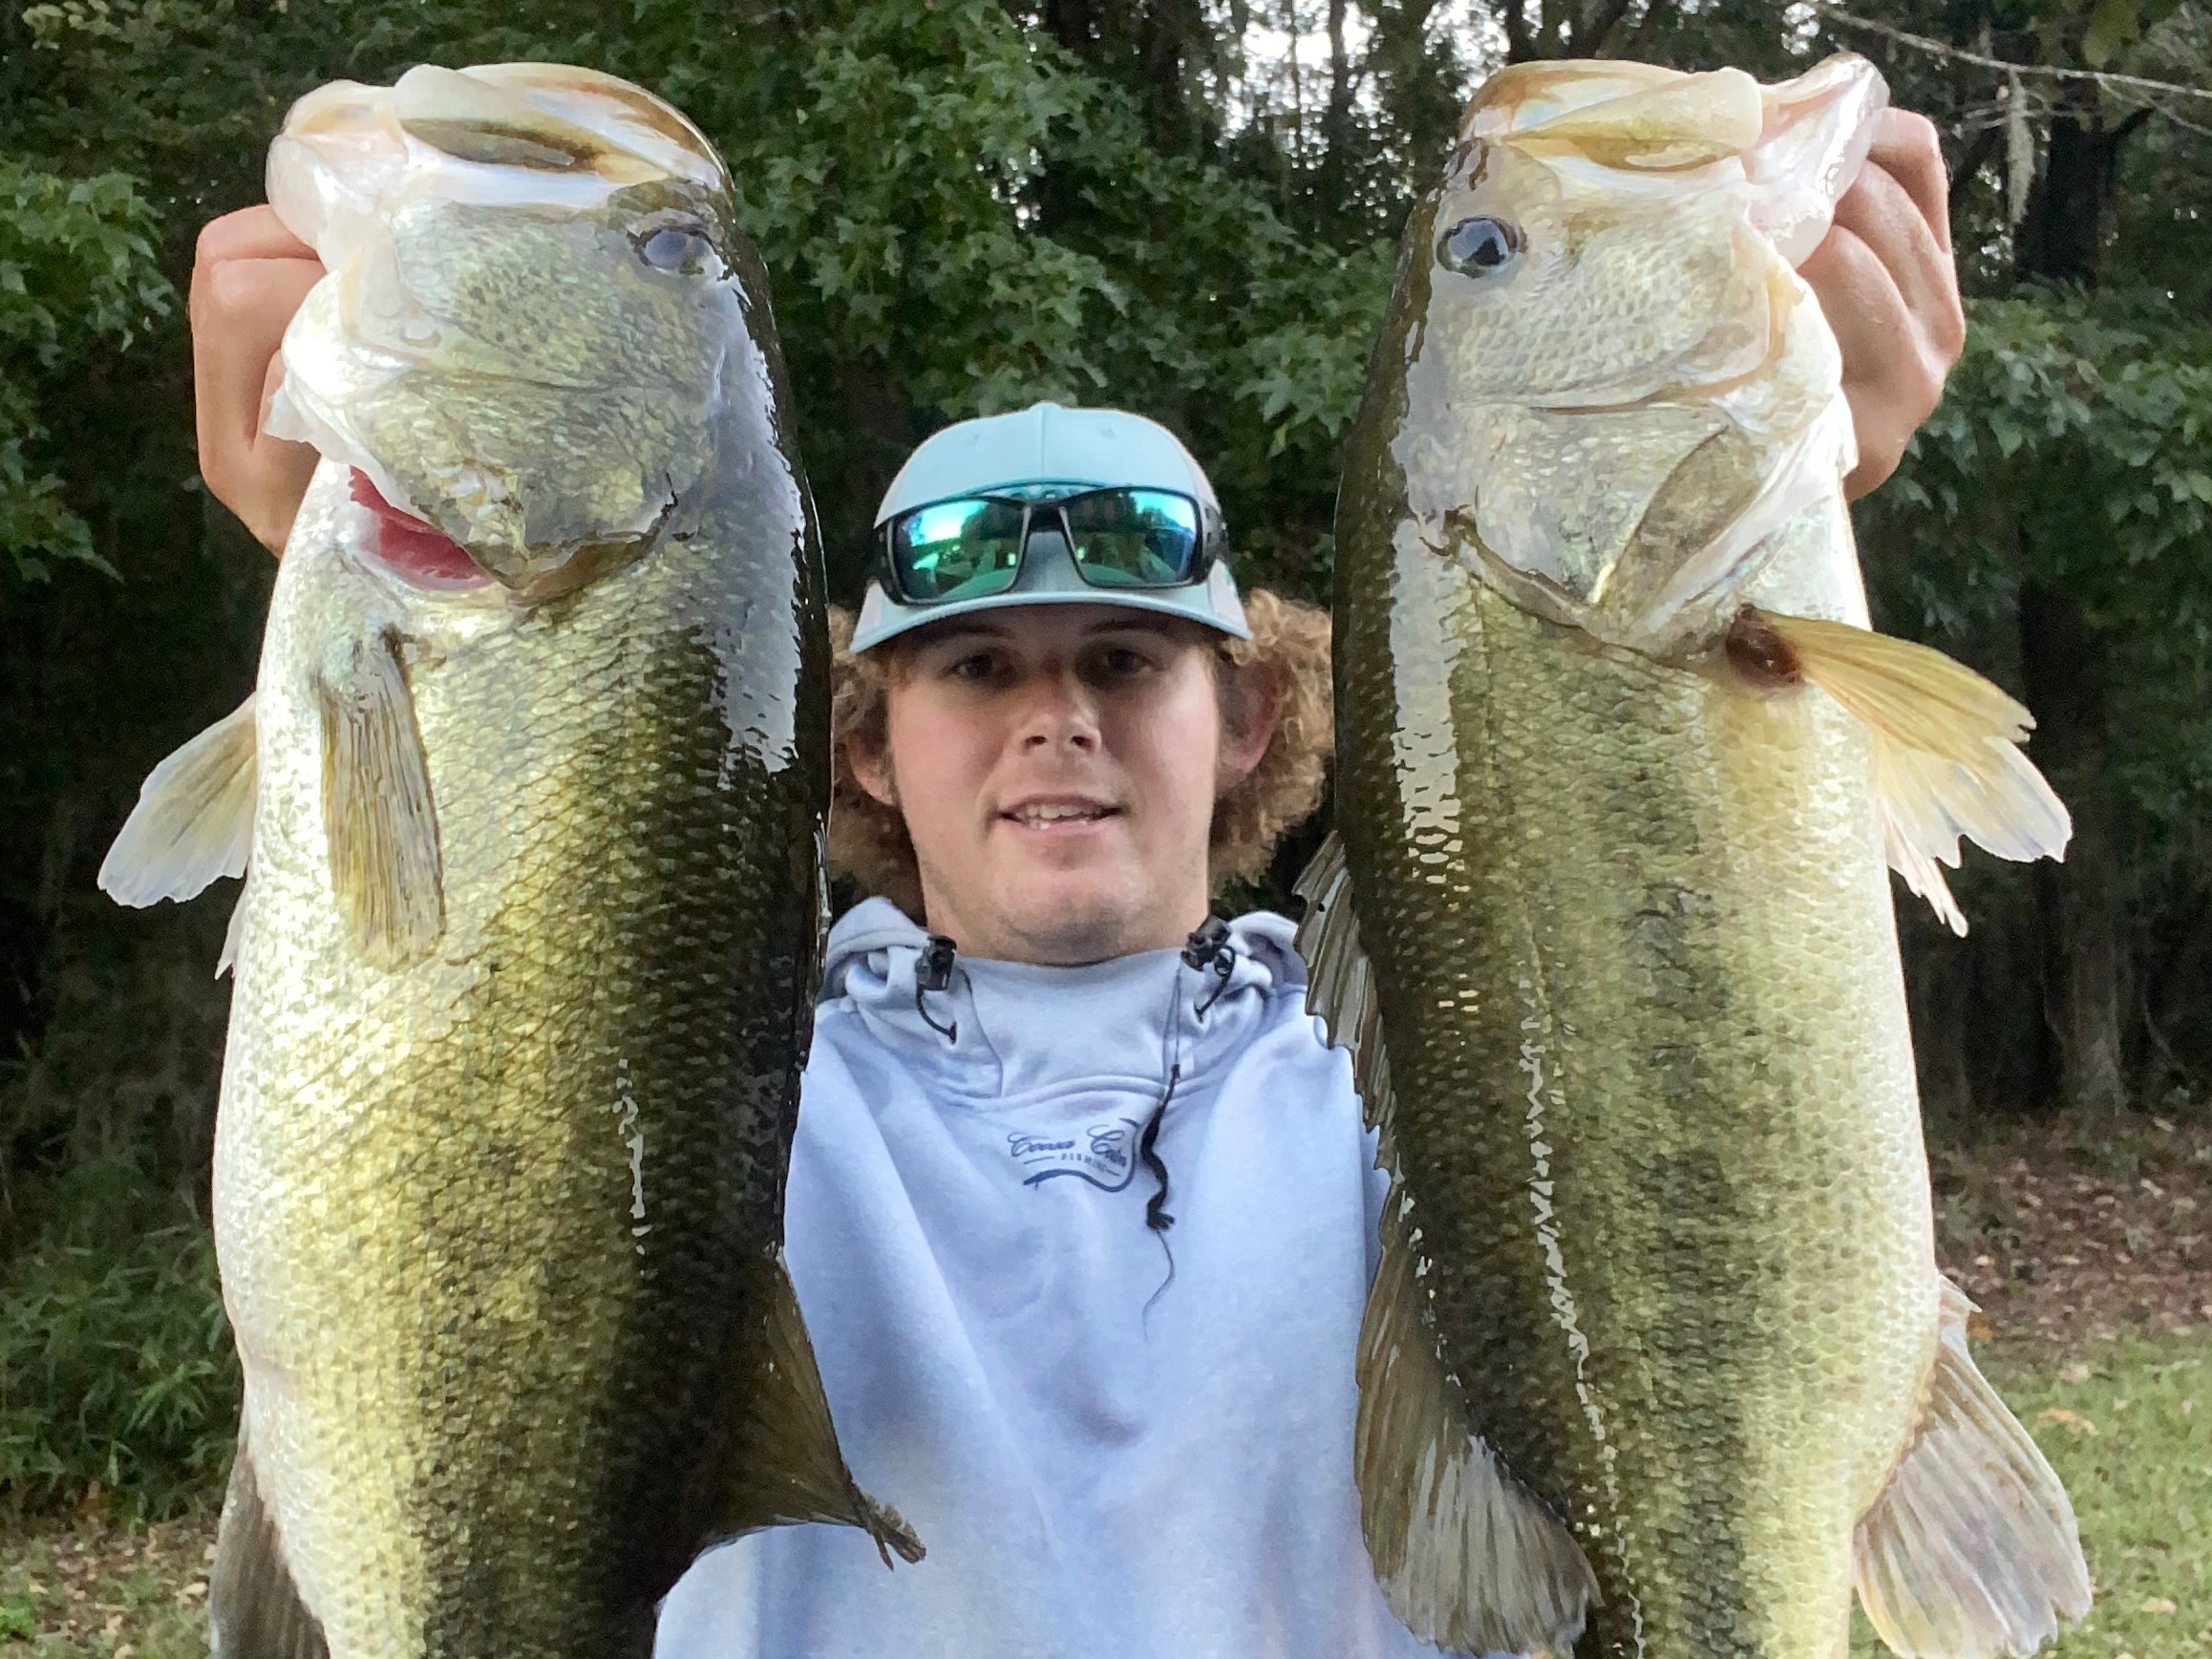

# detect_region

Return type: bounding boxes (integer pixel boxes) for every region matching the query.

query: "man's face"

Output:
[849,604,1269,966]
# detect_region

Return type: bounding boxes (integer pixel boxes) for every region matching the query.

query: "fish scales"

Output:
[1308,53,2089,1659]
[1333,497,1935,1657]
[100,64,912,1659]
[223,490,820,1653]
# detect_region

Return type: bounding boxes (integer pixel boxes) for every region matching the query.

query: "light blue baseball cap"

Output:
[851,401,1250,652]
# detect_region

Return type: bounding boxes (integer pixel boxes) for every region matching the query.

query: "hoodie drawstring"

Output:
[1145,916,1237,1236]
[1138,1063,1179,1235]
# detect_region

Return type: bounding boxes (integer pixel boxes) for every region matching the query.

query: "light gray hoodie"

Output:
[653,898,1452,1659]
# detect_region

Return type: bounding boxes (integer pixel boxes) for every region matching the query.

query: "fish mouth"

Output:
[348,468,677,603]
[349,470,495,589]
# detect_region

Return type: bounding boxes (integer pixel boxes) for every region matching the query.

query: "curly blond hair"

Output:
[827,588,1334,918]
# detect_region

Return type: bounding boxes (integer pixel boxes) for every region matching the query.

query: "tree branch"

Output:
[2111,102,2157,146]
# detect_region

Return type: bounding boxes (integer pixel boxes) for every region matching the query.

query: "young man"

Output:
[191,109,1964,1659]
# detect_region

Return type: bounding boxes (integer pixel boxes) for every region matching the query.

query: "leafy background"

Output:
[1,0,2209,1518]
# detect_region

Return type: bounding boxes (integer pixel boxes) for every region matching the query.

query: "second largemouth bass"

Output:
[1302,53,2087,1659]
[102,63,917,1659]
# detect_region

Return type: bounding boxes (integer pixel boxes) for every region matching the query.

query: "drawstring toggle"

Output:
[915,933,959,1041]
[1182,916,1235,1017]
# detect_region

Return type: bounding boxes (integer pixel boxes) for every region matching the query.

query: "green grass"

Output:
[0,1213,237,1521]
[1995,1331,2211,1659]
[1851,1327,2212,1659]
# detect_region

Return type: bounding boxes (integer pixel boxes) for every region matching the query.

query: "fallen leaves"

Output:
[0,1513,217,1652]
[1936,1116,2212,1350]
[2038,1405,2100,1436]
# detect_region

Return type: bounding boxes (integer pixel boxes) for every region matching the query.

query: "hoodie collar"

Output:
[819,898,1307,1105]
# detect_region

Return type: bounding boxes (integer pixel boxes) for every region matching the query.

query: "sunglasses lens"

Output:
[891,499,1027,602]
[1062,489,1202,588]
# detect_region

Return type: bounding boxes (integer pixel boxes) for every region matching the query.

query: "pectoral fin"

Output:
[315,629,442,968]
[1853,1281,2091,1659]
[209,1429,328,1659]
[1742,608,2071,936]
[98,694,258,909]
[722,1249,924,1568]
[1294,834,1596,1655]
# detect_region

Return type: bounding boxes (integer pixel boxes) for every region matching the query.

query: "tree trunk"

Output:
[2005,78,2150,1115]
[1504,0,1636,60]
[1315,0,1353,232]
[2013,89,2150,287]
[2017,577,2130,1114]
[1042,0,1096,54]
[1042,0,1215,156]
[1900,906,1978,1127]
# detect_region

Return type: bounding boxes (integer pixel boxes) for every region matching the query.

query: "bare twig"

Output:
[1809,2,2212,105]
[2152,99,2212,140]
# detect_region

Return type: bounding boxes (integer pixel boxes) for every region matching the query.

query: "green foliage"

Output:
[1861,287,2212,1106]
[0,162,170,580]
[0,1166,235,1521]
[622,0,1410,592]
[1872,291,2212,826]
[0,0,2206,1510]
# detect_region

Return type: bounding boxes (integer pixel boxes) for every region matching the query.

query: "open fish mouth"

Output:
[349,471,492,588]
[348,467,678,604]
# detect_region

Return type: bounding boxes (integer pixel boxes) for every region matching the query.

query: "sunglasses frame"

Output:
[875,484,1224,608]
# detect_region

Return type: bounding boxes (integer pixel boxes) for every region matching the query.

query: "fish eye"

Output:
[637,223,713,275]
[1437,215,1523,277]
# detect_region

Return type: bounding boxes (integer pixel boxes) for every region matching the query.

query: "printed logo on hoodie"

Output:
[1008,1120,1140,1193]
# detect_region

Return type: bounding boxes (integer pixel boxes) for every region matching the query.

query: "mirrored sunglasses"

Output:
[882,486,1213,606]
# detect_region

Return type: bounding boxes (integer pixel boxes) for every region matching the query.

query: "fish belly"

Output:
[214,529,816,1656]
[1337,532,1937,1659]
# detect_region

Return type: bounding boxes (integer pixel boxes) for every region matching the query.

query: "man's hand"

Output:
[1802,109,1967,500]
[192,205,325,554]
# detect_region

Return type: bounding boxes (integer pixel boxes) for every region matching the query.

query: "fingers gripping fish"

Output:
[1301,54,2088,1659]
[101,64,919,1659]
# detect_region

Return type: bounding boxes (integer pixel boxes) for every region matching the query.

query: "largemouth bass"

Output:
[1301,54,2088,1659]
[100,63,918,1659]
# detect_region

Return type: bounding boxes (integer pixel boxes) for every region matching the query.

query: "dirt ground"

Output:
[1933,1112,2212,1350]
[0,1512,212,1655]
